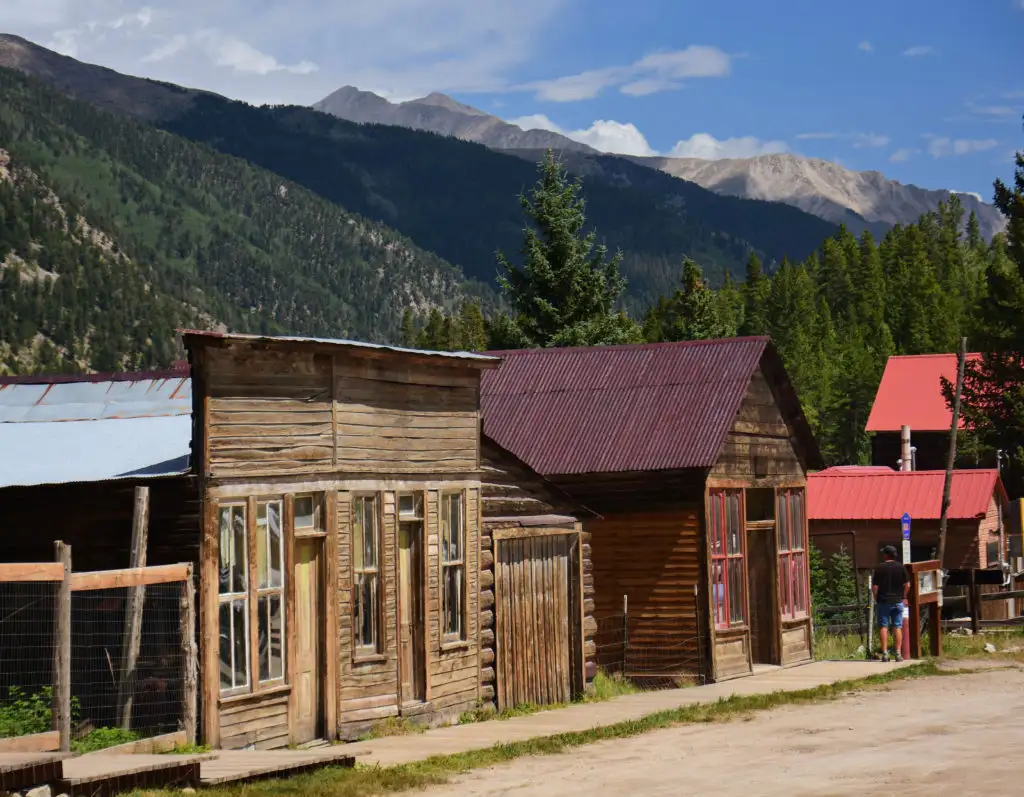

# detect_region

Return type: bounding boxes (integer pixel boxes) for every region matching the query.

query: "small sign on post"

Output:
[901,513,912,563]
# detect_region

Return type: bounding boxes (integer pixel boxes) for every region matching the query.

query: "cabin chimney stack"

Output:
[900,425,912,471]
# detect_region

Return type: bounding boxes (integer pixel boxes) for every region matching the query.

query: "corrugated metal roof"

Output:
[808,466,1004,521]
[865,353,981,433]
[480,338,771,476]
[180,329,500,364]
[0,372,192,488]
[0,374,191,422]
[0,416,191,488]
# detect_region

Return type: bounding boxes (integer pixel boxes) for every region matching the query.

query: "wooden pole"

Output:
[969,569,981,636]
[179,564,198,744]
[117,486,150,730]
[52,541,72,752]
[936,337,968,569]
[621,594,628,676]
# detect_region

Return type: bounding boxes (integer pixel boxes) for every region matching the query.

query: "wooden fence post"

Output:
[621,594,628,676]
[180,564,198,744]
[52,541,72,752]
[117,486,150,730]
[969,569,981,636]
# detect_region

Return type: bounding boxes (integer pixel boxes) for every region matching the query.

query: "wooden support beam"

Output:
[0,563,65,582]
[981,589,1024,602]
[180,564,198,744]
[117,486,150,730]
[70,563,191,591]
[52,541,72,752]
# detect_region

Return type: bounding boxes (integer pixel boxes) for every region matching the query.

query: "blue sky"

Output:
[2,0,1022,197]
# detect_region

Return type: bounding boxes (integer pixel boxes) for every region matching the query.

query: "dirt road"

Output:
[428,666,1024,797]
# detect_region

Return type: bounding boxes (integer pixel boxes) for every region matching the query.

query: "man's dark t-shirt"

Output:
[874,560,909,603]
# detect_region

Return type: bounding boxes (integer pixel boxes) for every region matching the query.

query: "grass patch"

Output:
[134,663,941,797]
[162,742,212,755]
[813,631,866,661]
[358,717,429,741]
[588,670,641,700]
[71,726,141,753]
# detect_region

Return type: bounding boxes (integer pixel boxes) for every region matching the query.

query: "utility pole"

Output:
[936,337,968,569]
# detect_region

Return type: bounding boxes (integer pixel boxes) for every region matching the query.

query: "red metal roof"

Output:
[808,466,1005,521]
[480,337,774,476]
[865,353,981,433]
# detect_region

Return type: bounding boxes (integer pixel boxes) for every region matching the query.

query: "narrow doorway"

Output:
[746,489,779,666]
[398,494,426,706]
[292,536,324,744]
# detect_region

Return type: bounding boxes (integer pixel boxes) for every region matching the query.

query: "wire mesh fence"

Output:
[0,581,58,739]
[592,612,706,690]
[71,582,186,746]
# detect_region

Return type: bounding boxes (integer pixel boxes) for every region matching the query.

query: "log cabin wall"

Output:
[478,439,593,706]
[188,336,492,747]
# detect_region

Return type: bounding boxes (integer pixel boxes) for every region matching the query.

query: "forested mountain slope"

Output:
[0,67,480,374]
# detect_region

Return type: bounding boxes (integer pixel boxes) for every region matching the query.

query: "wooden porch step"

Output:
[57,752,213,797]
[198,748,355,786]
[0,752,74,793]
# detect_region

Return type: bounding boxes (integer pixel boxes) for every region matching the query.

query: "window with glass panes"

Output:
[709,489,746,630]
[353,495,381,653]
[255,500,285,683]
[218,504,249,693]
[440,493,466,641]
[776,488,809,619]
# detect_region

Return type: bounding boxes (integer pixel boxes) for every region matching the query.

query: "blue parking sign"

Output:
[901,513,911,541]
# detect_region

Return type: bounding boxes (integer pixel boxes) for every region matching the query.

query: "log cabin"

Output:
[182,331,502,745]
[480,337,823,682]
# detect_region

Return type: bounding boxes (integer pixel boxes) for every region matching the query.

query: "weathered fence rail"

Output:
[0,542,196,754]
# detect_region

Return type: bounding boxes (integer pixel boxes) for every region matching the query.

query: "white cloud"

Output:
[796,132,890,148]
[509,114,783,160]
[858,41,873,53]
[954,190,983,202]
[668,133,788,160]
[1,0,570,104]
[889,147,919,162]
[926,136,999,158]
[902,45,936,57]
[520,45,731,102]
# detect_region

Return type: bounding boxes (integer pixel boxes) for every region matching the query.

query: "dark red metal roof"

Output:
[480,337,771,476]
[865,353,981,433]
[808,466,1006,521]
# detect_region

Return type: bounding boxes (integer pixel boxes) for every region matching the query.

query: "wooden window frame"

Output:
[709,489,747,631]
[440,491,468,647]
[293,494,324,539]
[255,498,286,686]
[777,488,809,621]
[352,493,384,660]
[218,502,251,696]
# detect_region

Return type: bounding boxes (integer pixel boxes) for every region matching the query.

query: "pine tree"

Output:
[458,300,488,352]
[958,136,1024,495]
[400,309,416,348]
[492,150,640,348]
[641,258,728,342]
[739,251,770,335]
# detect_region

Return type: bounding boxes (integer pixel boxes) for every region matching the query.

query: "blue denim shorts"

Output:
[877,601,904,629]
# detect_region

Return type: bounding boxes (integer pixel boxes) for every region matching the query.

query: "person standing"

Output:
[873,545,910,662]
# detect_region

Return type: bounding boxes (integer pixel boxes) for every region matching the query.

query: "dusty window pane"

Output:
[444,566,462,637]
[232,508,247,592]
[355,575,377,648]
[219,602,232,690]
[258,594,285,681]
[295,496,315,528]
[727,563,745,625]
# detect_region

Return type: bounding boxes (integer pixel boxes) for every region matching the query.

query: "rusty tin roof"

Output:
[481,337,784,476]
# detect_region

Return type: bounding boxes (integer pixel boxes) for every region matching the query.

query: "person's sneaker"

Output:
[895,653,904,663]
[881,652,890,663]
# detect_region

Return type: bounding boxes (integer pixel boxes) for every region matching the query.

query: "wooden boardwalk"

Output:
[0,752,74,792]
[199,748,355,785]
[58,753,211,797]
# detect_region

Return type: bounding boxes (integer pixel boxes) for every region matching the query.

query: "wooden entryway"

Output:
[291,537,323,744]
[494,531,582,710]
[747,523,778,665]
[397,515,426,706]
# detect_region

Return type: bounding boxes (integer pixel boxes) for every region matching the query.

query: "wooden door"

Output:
[292,537,323,743]
[398,521,425,704]
[495,533,578,710]
[747,525,778,665]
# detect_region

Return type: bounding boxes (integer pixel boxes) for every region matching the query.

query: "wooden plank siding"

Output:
[187,337,492,747]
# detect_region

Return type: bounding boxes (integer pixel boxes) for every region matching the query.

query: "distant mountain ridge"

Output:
[315,85,1006,240]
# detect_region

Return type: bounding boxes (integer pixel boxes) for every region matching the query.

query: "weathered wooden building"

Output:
[481,337,823,682]
[808,466,1009,570]
[183,331,502,746]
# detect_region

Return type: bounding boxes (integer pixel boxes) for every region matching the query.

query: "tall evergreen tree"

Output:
[739,251,770,335]
[492,150,640,348]
[642,258,728,342]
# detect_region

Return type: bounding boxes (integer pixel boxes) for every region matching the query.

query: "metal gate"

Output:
[494,532,580,709]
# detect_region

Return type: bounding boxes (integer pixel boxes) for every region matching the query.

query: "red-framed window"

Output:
[777,488,809,620]
[709,489,746,630]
